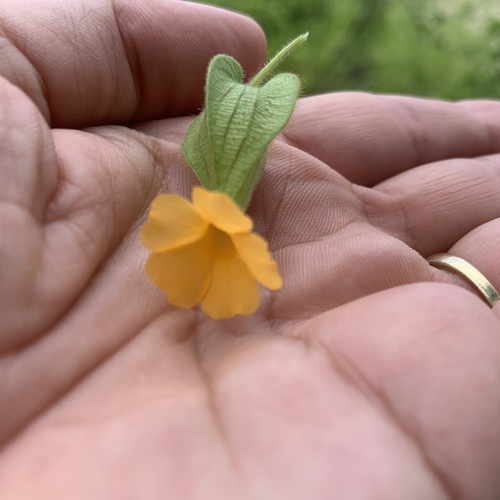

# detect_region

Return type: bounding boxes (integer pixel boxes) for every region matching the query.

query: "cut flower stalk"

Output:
[141,34,307,318]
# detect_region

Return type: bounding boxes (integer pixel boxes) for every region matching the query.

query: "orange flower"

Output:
[141,187,282,319]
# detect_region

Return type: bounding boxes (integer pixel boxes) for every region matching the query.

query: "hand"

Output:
[1,1,499,498]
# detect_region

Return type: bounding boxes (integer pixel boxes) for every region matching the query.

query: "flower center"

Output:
[206,224,236,259]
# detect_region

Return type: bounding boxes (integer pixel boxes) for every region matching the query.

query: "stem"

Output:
[249,33,309,87]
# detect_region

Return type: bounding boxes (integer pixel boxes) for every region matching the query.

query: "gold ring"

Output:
[427,253,500,308]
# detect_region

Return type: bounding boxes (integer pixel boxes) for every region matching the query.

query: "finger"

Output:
[283,93,500,186]
[433,218,500,305]
[0,120,181,350]
[362,154,500,256]
[0,0,266,128]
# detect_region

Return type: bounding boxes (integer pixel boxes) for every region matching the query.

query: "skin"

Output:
[0,0,499,498]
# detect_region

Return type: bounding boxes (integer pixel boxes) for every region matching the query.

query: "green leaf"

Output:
[183,35,306,209]
[181,111,216,189]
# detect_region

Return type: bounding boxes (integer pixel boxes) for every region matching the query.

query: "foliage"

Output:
[202,0,500,99]
[183,37,303,208]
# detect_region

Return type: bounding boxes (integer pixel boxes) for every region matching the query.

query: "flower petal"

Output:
[231,233,282,290]
[192,186,253,234]
[201,252,260,319]
[145,239,212,309]
[141,194,208,251]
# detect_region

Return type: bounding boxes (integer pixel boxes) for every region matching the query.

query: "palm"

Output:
[1,2,499,499]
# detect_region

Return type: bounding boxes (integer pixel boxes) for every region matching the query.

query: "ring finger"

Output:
[428,218,500,308]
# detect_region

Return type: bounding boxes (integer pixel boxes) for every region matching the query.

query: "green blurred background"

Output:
[202,0,500,99]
